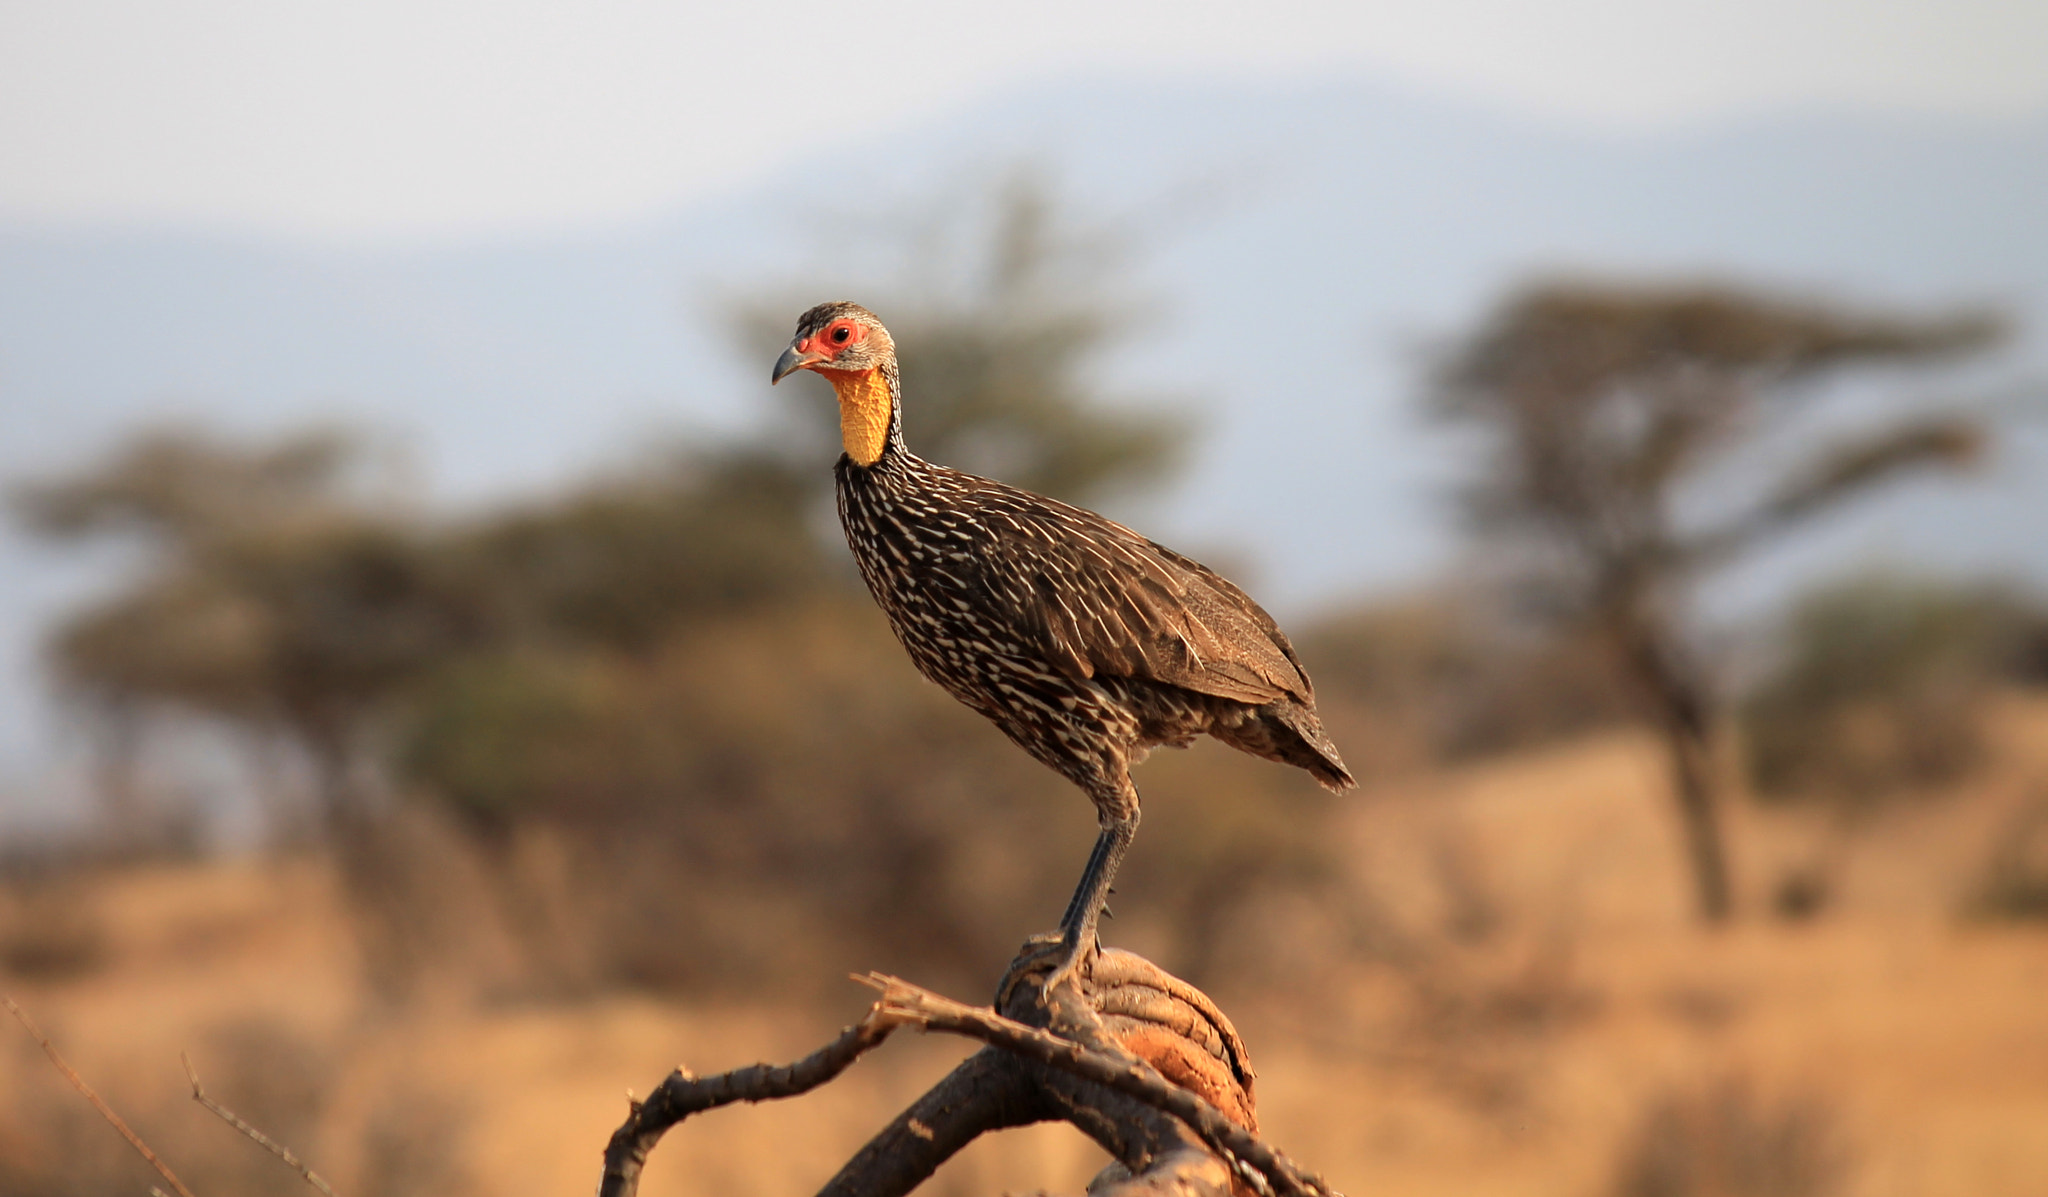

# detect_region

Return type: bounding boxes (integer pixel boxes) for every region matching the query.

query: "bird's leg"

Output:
[1039,792,1140,999]
[1057,823,1124,931]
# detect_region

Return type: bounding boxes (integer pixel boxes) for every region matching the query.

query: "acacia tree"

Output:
[14,428,465,832]
[1431,282,2003,921]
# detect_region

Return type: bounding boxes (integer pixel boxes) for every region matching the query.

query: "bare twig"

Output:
[2,992,199,1197]
[597,996,915,1197]
[861,973,1339,1197]
[182,1051,338,1196]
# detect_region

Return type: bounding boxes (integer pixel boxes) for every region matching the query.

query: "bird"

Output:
[772,301,1353,993]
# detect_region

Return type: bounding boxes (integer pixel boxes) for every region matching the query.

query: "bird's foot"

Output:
[994,929,1098,1010]
[1036,929,1097,1002]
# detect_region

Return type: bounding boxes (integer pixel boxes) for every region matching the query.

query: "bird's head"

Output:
[771,301,895,382]
[772,302,900,466]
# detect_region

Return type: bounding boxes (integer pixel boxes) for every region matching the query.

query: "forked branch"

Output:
[862,972,1334,1197]
[595,944,1341,1197]
[598,997,916,1197]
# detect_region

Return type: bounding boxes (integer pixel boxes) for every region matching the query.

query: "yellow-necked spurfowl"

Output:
[773,301,1353,991]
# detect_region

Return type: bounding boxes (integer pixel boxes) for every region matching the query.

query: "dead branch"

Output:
[864,972,1333,1197]
[595,942,1341,1197]
[2,992,199,1197]
[598,999,916,1197]
[182,1051,339,1196]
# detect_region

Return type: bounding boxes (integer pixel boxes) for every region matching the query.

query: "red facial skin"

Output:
[795,319,868,369]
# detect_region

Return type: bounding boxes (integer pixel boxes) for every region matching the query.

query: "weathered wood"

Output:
[594,941,1341,1197]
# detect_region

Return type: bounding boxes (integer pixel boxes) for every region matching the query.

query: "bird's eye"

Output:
[831,326,852,344]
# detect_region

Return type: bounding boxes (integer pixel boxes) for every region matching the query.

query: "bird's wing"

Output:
[965,482,1315,706]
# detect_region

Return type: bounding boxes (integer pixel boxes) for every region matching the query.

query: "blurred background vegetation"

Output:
[3,171,2045,1197]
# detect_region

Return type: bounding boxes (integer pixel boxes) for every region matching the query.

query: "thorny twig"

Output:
[183,1051,339,1196]
[2,992,199,1197]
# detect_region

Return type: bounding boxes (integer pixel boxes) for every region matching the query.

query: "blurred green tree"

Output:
[1742,571,2046,805]
[1430,281,2003,921]
[449,447,828,651]
[14,428,469,830]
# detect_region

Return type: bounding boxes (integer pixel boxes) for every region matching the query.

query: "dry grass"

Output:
[5,701,2048,1197]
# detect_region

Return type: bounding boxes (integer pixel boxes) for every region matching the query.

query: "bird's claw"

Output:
[1036,936,1095,1002]
[995,929,1097,1009]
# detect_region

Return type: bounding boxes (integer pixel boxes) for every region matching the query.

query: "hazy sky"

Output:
[3,0,2044,238]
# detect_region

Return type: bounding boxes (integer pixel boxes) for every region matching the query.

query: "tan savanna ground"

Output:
[3,701,2046,1197]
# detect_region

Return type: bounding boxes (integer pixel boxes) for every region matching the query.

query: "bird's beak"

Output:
[772,342,827,384]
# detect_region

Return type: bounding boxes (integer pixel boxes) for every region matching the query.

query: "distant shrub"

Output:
[1741,573,2048,807]
[1967,793,2048,922]
[1298,591,1639,769]
[0,879,110,982]
[1610,1077,1845,1197]
[357,1086,479,1197]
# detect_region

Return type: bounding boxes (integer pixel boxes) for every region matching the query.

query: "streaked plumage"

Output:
[774,301,1352,989]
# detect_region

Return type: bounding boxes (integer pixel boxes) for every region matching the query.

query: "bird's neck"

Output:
[820,363,902,467]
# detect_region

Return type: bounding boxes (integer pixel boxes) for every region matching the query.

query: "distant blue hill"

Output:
[2,75,2044,818]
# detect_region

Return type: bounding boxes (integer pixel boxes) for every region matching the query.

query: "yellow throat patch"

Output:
[823,368,893,466]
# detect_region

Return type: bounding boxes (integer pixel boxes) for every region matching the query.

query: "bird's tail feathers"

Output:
[1243,701,1356,792]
